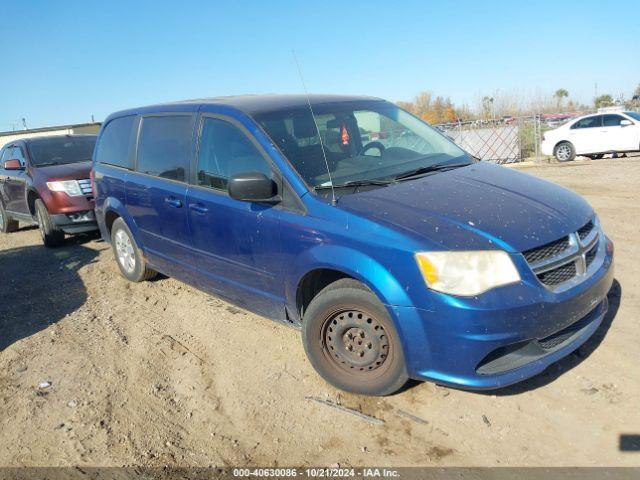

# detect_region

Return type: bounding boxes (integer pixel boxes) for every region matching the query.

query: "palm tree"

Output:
[554,89,569,110]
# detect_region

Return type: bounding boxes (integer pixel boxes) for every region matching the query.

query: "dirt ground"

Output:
[0,157,638,467]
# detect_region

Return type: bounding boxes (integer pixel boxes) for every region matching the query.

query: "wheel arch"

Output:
[26,188,41,217]
[287,245,413,323]
[98,196,143,247]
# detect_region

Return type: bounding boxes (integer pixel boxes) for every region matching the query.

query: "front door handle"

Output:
[189,203,209,215]
[164,197,183,208]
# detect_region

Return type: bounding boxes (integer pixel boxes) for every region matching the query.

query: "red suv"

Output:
[0,135,98,247]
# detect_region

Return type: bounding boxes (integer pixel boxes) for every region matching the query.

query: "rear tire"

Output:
[110,217,157,282]
[302,278,408,396]
[554,142,575,162]
[35,199,64,247]
[0,202,19,233]
[588,154,604,160]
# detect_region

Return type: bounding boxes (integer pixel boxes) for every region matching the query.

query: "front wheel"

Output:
[35,199,64,247]
[0,202,19,233]
[302,279,408,396]
[554,142,575,162]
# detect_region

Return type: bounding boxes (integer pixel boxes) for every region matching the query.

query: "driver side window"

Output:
[197,117,272,191]
[11,146,26,166]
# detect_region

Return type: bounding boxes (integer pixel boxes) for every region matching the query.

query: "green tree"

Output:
[554,89,569,109]
[594,94,614,109]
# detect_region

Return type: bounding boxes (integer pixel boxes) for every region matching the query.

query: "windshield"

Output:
[624,111,640,121]
[28,136,96,167]
[255,101,471,190]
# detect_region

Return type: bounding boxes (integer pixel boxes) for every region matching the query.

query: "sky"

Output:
[1,0,639,130]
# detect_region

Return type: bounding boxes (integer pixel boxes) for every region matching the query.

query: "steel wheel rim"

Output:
[115,230,136,274]
[556,144,571,161]
[322,309,390,373]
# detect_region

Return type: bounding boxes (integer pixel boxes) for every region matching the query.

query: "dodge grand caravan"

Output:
[93,95,614,395]
[0,135,98,247]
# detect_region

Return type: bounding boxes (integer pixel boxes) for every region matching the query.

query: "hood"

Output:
[337,162,593,252]
[32,161,92,181]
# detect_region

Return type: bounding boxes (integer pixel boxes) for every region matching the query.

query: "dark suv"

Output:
[0,135,98,246]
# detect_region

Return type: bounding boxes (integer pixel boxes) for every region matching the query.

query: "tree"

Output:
[554,89,569,109]
[632,84,640,104]
[481,96,494,119]
[594,94,614,109]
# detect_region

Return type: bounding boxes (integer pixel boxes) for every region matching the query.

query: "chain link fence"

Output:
[434,116,543,164]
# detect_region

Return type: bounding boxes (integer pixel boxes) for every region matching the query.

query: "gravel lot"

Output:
[0,157,638,467]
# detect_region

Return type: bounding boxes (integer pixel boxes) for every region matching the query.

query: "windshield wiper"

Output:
[314,179,393,191]
[394,162,471,181]
[34,161,60,167]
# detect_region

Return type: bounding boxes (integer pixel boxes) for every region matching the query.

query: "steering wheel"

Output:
[361,141,386,156]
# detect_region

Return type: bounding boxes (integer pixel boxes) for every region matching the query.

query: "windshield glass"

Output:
[28,136,96,167]
[255,101,470,190]
[624,111,640,121]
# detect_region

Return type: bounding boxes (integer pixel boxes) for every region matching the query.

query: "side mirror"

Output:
[620,119,633,127]
[228,171,279,203]
[3,159,24,170]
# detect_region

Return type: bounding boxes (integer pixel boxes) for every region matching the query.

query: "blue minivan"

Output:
[93,94,614,395]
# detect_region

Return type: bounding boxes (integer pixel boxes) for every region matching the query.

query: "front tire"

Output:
[302,279,408,396]
[110,217,157,282]
[554,142,575,162]
[35,199,64,247]
[0,202,19,233]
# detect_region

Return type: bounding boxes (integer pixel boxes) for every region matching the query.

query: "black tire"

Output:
[0,201,19,233]
[590,154,604,160]
[35,199,64,247]
[302,278,408,396]
[110,217,157,282]
[554,142,575,162]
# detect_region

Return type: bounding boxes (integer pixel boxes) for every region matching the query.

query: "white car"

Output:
[541,111,640,162]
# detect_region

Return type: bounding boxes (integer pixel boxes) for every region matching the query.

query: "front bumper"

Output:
[52,210,98,234]
[391,236,614,390]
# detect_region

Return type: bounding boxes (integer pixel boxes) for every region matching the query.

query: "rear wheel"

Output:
[554,142,575,162]
[302,278,408,396]
[111,217,157,282]
[0,202,19,233]
[35,199,64,247]
[588,154,604,160]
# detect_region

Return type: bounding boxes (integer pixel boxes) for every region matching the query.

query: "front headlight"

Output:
[415,250,521,296]
[46,180,83,197]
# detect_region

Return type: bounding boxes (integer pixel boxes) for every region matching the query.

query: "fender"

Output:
[98,195,145,249]
[285,244,414,313]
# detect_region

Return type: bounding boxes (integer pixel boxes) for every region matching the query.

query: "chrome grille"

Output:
[522,237,570,264]
[77,179,93,198]
[523,218,601,291]
[577,220,594,241]
[538,262,576,286]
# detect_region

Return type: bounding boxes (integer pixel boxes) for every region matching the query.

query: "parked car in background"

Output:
[541,111,640,162]
[93,94,613,396]
[0,135,97,246]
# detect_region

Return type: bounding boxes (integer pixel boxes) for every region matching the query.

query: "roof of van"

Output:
[109,94,386,119]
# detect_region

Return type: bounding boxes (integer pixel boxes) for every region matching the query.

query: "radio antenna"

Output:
[292,50,337,206]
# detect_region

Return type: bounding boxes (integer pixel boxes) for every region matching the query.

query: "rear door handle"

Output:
[164,197,183,208]
[189,203,209,215]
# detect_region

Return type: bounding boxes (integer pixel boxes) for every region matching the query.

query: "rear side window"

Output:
[571,116,602,129]
[196,117,271,190]
[602,114,625,127]
[95,116,136,169]
[137,115,194,182]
